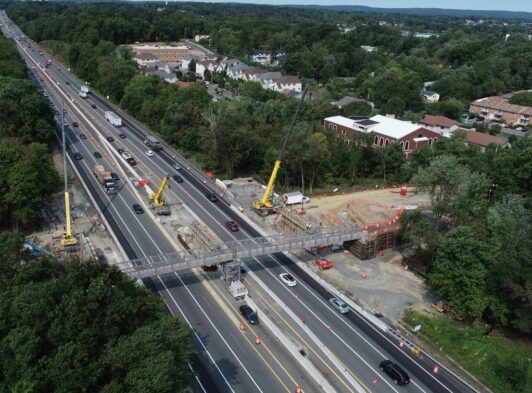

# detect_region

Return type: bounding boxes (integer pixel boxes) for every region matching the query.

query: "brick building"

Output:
[324,115,440,157]
[131,44,190,63]
[469,96,532,127]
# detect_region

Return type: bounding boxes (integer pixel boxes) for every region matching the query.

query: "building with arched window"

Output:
[324,115,440,158]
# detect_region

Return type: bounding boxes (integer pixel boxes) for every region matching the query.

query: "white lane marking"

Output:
[189,363,209,393]
[168,273,265,393]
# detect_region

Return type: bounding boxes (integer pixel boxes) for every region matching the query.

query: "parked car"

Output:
[206,193,218,202]
[90,103,97,109]
[119,133,126,139]
[145,150,154,157]
[79,133,87,140]
[93,151,102,158]
[379,360,410,385]
[329,297,349,314]
[106,136,114,142]
[172,175,183,183]
[72,121,78,127]
[117,147,125,154]
[74,152,82,160]
[65,81,69,85]
[279,273,297,287]
[239,305,259,325]
[132,204,144,214]
[225,221,239,231]
[111,172,119,181]
[315,258,333,270]
[173,163,182,170]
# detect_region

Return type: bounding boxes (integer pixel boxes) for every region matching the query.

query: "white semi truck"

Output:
[104,111,122,127]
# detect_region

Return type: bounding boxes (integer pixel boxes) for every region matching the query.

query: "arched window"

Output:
[428,138,432,145]
[379,137,384,146]
[374,135,379,145]
[385,139,389,146]
[405,141,410,151]
[400,141,404,149]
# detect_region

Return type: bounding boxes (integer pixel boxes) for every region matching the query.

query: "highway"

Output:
[0,13,322,393]
[1,10,477,393]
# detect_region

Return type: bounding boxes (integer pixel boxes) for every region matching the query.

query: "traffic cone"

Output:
[295,384,302,393]
[400,339,405,347]
[255,336,261,345]
[433,365,440,374]
[360,271,366,279]
[239,322,246,331]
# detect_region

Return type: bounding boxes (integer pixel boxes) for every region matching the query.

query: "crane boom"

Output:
[253,84,309,214]
[61,191,77,246]
[149,175,169,207]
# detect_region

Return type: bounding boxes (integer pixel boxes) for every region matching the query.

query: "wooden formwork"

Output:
[345,229,400,260]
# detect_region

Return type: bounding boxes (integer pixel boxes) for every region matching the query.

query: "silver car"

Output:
[329,297,350,314]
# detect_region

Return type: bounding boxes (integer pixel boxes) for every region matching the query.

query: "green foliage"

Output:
[0,239,194,393]
[509,91,532,107]
[403,309,531,393]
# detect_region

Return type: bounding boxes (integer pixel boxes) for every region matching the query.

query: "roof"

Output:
[175,81,193,89]
[258,72,282,81]
[471,96,532,116]
[466,131,508,147]
[369,115,423,139]
[419,115,458,128]
[358,119,378,126]
[421,90,438,97]
[274,75,301,85]
[325,116,357,129]
[242,67,267,77]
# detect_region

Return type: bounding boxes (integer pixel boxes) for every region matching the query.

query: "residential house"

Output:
[241,67,267,81]
[249,50,272,65]
[421,90,440,103]
[217,58,245,73]
[465,131,509,151]
[323,114,440,157]
[272,75,302,93]
[144,69,178,84]
[195,59,219,78]
[418,115,459,134]
[258,72,282,90]
[469,96,532,127]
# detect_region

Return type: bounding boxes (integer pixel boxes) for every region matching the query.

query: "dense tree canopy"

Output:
[0,233,194,393]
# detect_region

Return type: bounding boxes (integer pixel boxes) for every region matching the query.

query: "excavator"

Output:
[61,191,77,246]
[252,84,309,216]
[149,175,171,215]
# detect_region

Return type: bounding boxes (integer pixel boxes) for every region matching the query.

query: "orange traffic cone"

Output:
[255,336,261,345]
[240,322,246,331]
[295,384,302,393]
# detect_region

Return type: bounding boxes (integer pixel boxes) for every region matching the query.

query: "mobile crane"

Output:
[61,191,77,246]
[252,84,309,216]
[149,175,171,215]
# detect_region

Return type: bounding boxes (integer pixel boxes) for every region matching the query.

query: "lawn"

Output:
[403,309,531,393]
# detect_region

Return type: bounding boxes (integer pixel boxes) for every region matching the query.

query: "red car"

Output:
[315,258,333,270]
[225,221,239,231]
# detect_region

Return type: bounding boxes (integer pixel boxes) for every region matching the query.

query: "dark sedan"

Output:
[239,305,259,325]
[132,204,144,214]
[172,175,183,183]
[206,193,218,202]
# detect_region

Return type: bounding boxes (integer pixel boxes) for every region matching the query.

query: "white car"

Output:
[329,297,350,314]
[279,273,297,287]
[145,150,155,157]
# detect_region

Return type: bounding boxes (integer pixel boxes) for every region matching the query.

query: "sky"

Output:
[167,1,532,13]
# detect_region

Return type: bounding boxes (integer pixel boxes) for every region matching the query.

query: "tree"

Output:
[430,226,493,319]
[509,91,532,107]
[0,258,194,393]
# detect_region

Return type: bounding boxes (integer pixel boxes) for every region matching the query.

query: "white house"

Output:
[195,60,219,78]
[249,50,272,65]
[258,72,282,90]
[272,75,302,93]
[421,90,440,103]
[240,67,267,81]
[360,45,377,53]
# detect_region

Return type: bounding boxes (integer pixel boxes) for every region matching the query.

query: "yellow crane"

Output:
[252,84,309,216]
[149,175,169,207]
[61,191,77,246]
[60,101,76,247]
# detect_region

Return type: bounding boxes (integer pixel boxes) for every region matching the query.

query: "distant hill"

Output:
[284,4,532,20]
